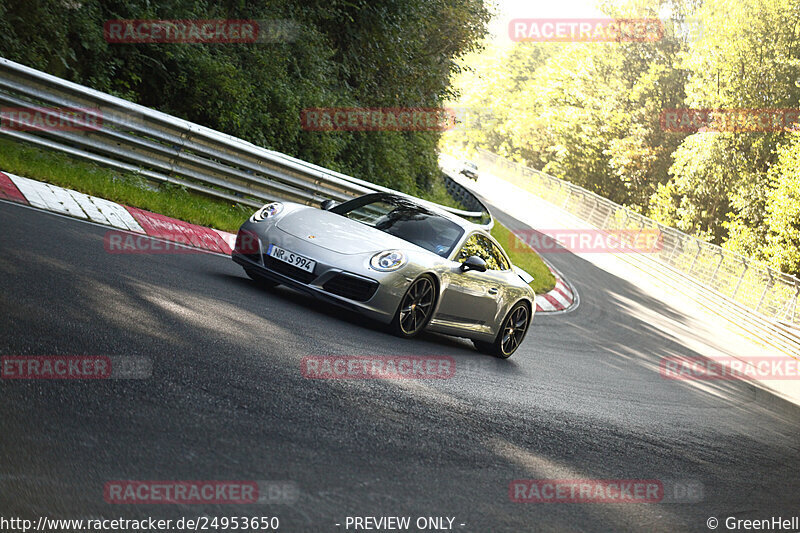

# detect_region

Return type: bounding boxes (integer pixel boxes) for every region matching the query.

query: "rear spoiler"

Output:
[512,265,534,284]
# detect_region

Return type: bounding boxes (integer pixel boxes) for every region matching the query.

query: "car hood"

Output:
[276,207,414,255]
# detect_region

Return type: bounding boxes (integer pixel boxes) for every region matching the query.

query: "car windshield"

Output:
[331,194,465,257]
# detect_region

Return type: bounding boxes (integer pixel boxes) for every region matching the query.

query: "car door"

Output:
[435,232,510,333]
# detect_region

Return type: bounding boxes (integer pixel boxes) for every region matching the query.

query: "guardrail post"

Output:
[731,259,748,299]
[621,211,630,232]
[688,241,702,274]
[777,280,800,323]
[587,198,598,223]
[756,270,774,313]
[601,206,612,229]
[561,186,571,209]
[632,220,645,248]
[709,252,725,286]
[667,233,681,263]
[791,281,800,323]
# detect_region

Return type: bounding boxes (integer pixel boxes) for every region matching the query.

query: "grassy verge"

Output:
[491,221,556,294]
[0,138,464,232]
[0,138,252,232]
[422,179,463,209]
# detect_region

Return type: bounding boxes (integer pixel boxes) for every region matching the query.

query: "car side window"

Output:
[457,234,483,263]
[487,239,510,271]
[457,233,509,271]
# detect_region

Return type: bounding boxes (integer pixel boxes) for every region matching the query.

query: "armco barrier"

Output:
[0,57,489,226]
[476,149,800,355]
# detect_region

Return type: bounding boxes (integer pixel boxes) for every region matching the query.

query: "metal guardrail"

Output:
[441,171,492,227]
[0,57,488,224]
[477,149,800,329]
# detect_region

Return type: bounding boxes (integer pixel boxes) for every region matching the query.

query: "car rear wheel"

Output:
[245,268,278,289]
[474,302,530,358]
[390,275,436,338]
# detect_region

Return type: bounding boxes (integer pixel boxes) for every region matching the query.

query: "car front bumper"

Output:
[232,222,420,325]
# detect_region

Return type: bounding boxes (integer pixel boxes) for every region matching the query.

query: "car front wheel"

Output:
[390,274,436,338]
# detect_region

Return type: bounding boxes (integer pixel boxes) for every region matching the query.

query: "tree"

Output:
[0,0,490,198]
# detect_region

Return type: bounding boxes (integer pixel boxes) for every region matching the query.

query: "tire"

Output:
[245,268,278,289]
[474,302,531,358]
[389,274,437,338]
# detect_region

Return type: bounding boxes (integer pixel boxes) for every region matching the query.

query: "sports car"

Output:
[232,192,535,358]
[460,161,479,180]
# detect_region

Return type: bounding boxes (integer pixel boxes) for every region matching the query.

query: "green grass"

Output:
[491,221,557,294]
[0,138,257,233]
[0,137,465,233]
[420,179,463,209]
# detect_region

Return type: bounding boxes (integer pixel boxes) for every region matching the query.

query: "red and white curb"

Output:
[1,170,575,312]
[535,273,576,313]
[0,171,237,254]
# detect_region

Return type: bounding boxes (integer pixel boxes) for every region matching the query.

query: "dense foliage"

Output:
[445,0,800,276]
[0,0,489,198]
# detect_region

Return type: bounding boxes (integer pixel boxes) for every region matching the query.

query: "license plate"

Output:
[267,244,316,273]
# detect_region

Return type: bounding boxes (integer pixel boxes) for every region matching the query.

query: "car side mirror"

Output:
[320,199,337,211]
[461,255,487,273]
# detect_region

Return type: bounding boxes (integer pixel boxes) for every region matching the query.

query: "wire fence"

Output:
[477,149,800,326]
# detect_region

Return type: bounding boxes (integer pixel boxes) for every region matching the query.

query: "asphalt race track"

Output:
[1,199,799,532]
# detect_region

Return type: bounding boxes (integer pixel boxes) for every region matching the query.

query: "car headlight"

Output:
[250,202,283,222]
[370,250,407,272]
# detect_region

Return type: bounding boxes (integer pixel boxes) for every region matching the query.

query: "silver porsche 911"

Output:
[232,192,536,358]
